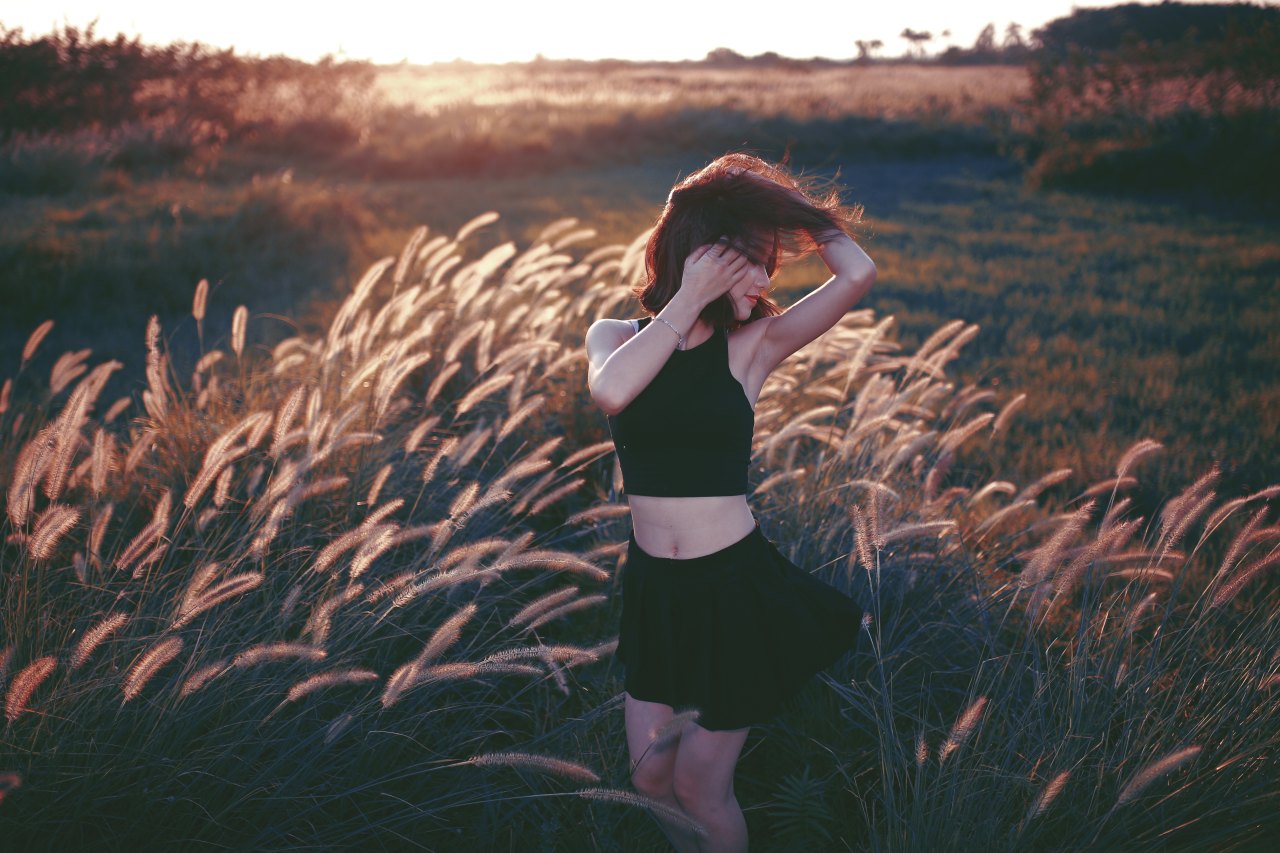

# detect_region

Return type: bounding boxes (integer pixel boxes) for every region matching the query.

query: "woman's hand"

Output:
[676,241,753,309]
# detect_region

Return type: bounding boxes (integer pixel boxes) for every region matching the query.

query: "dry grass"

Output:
[0,211,1275,850]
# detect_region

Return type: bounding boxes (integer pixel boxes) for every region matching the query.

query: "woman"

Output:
[586,153,876,852]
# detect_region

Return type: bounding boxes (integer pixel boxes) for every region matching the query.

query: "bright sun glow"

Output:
[1,0,1242,63]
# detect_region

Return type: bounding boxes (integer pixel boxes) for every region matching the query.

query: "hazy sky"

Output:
[0,0,1244,63]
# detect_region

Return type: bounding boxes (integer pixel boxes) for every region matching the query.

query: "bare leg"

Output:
[672,721,751,853]
[624,692,705,852]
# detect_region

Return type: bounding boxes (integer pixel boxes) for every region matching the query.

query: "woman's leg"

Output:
[671,721,751,853]
[624,692,705,852]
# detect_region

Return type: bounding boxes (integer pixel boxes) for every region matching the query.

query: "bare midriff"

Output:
[627,494,756,559]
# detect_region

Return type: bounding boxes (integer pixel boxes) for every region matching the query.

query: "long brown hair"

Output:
[636,153,862,329]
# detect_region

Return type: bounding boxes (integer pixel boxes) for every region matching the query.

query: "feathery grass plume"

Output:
[233,642,327,669]
[181,562,222,611]
[496,548,608,580]
[523,595,608,632]
[508,588,580,629]
[973,499,1039,541]
[939,696,988,763]
[0,378,10,415]
[90,429,114,497]
[1076,476,1138,500]
[1123,592,1160,635]
[415,603,478,667]
[404,416,440,454]
[5,656,57,722]
[44,360,121,501]
[7,423,55,526]
[1026,770,1071,822]
[992,392,1027,436]
[455,210,500,243]
[115,490,172,572]
[1014,468,1074,503]
[270,385,306,456]
[178,660,229,699]
[304,583,365,644]
[575,788,709,839]
[848,505,876,570]
[184,410,271,509]
[1053,519,1139,598]
[1020,501,1095,588]
[424,362,462,409]
[104,397,131,423]
[448,482,480,521]
[173,573,263,628]
[88,502,113,567]
[559,440,615,472]
[968,481,1016,506]
[122,637,183,704]
[1115,438,1164,480]
[142,316,169,419]
[528,479,585,516]
[939,413,994,454]
[915,732,929,767]
[465,751,601,783]
[1157,468,1219,553]
[1116,746,1201,807]
[192,278,208,324]
[381,661,418,708]
[1215,508,1269,582]
[879,521,957,548]
[231,305,248,358]
[49,349,91,395]
[70,612,129,671]
[419,662,481,682]
[393,225,428,287]
[564,504,629,527]
[313,524,382,575]
[21,320,54,365]
[29,504,80,560]
[367,464,392,507]
[213,466,234,508]
[1211,551,1280,608]
[754,468,807,496]
[286,668,379,703]
[498,395,547,442]
[349,525,396,579]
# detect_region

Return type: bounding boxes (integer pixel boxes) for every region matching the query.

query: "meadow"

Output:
[2,23,1279,850]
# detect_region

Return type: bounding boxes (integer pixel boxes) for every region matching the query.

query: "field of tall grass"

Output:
[2,215,1277,850]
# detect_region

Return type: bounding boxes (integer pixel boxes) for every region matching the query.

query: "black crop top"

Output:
[605,317,754,497]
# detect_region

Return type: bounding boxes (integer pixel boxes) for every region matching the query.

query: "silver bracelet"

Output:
[652,316,685,350]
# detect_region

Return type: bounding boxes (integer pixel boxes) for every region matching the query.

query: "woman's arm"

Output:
[587,243,751,415]
[755,232,876,374]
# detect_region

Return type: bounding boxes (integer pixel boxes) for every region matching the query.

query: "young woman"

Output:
[585,153,876,852]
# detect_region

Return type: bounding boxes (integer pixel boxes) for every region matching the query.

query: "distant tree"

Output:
[974,23,997,53]
[1003,23,1025,49]
[900,28,933,58]
[704,47,746,66]
[855,39,884,62]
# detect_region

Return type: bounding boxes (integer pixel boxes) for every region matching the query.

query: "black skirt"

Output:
[614,522,861,731]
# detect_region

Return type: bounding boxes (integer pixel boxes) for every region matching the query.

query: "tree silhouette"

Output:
[899,28,933,58]
[855,39,884,62]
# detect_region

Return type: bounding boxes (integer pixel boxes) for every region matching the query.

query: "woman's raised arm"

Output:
[755,232,876,374]
[587,243,751,415]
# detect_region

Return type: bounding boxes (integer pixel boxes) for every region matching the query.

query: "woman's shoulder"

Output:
[585,317,642,353]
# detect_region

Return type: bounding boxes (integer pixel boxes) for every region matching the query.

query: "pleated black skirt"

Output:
[614,522,861,731]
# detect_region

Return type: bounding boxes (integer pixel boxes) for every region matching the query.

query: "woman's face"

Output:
[726,258,772,322]
[725,229,777,321]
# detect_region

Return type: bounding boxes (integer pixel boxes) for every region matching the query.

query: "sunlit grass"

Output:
[2,215,1276,849]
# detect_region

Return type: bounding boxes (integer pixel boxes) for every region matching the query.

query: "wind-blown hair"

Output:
[636,153,862,330]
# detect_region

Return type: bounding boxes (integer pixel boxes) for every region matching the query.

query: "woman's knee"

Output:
[630,759,674,800]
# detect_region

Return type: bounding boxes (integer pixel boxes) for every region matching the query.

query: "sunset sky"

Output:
[0,0,1242,63]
